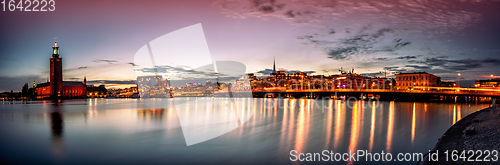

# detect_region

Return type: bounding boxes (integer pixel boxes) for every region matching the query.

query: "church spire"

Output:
[272,56,276,75]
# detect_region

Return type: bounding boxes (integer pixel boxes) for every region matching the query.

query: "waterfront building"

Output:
[250,58,395,91]
[475,78,500,88]
[34,42,86,99]
[87,85,109,98]
[136,75,171,98]
[245,73,262,90]
[107,87,138,98]
[395,72,438,90]
[437,80,456,87]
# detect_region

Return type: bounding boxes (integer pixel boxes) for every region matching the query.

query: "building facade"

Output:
[396,72,438,89]
[249,59,394,91]
[475,78,500,88]
[35,42,86,99]
[50,42,63,97]
[136,75,173,98]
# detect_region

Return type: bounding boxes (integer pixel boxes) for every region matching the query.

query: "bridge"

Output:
[242,87,500,103]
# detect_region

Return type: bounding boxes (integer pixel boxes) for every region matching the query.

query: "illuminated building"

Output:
[136,75,172,98]
[396,72,437,90]
[475,78,500,88]
[246,58,396,91]
[35,42,86,99]
[437,80,456,87]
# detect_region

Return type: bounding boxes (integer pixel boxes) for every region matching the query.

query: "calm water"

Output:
[0,98,489,164]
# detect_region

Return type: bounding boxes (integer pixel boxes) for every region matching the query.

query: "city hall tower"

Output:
[50,41,63,97]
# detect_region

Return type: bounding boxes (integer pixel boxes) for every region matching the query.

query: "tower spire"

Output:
[52,37,59,58]
[272,56,276,75]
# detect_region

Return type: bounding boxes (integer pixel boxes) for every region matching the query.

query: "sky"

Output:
[1,0,500,91]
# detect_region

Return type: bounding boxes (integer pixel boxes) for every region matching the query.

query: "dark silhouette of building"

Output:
[271,56,277,76]
[21,83,29,97]
[35,41,86,99]
[475,78,500,88]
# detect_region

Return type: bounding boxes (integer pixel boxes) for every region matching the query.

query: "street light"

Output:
[457,73,460,86]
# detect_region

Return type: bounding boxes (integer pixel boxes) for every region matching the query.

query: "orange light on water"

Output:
[386,101,395,153]
[411,103,416,144]
[347,102,360,165]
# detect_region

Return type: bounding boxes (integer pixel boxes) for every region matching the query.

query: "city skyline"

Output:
[1,0,500,91]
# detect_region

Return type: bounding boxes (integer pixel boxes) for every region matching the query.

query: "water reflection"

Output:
[453,105,457,124]
[139,109,166,124]
[288,99,296,152]
[0,98,490,165]
[411,103,416,144]
[294,99,310,154]
[49,103,64,158]
[333,100,344,150]
[347,101,360,165]
[86,99,98,121]
[369,101,376,152]
[386,101,395,153]
[324,99,333,146]
[279,99,289,148]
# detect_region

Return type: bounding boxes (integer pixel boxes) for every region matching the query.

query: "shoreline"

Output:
[424,106,500,165]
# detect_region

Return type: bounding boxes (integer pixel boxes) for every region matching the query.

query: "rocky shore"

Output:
[425,106,500,165]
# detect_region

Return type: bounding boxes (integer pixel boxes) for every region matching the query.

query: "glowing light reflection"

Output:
[411,103,416,144]
[386,101,395,153]
[347,101,359,165]
[369,101,376,152]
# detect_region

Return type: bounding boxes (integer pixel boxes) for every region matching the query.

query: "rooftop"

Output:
[396,72,432,75]
[63,81,85,86]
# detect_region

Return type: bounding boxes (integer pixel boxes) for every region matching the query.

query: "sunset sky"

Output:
[1,0,500,91]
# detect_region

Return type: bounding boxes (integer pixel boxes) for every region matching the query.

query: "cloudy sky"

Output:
[1,0,500,91]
